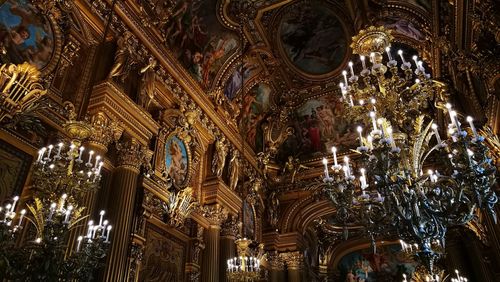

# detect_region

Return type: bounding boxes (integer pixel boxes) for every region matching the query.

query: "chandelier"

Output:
[315,26,497,277]
[0,140,112,281]
[226,238,261,282]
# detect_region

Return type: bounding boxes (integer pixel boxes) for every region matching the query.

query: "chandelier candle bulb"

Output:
[370,111,378,132]
[397,50,406,64]
[339,83,346,99]
[357,126,364,147]
[78,146,84,161]
[344,156,350,177]
[87,220,94,238]
[450,111,462,132]
[11,196,18,213]
[412,55,419,67]
[37,147,46,162]
[46,145,54,160]
[105,225,112,242]
[59,194,67,211]
[431,123,442,144]
[466,116,478,138]
[377,118,385,138]
[342,70,348,88]
[361,55,367,70]
[64,210,70,223]
[94,155,101,168]
[367,135,373,149]
[87,150,94,166]
[348,61,355,77]
[331,147,338,166]
[370,52,375,64]
[385,47,392,60]
[322,158,330,179]
[56,142,63,158]
[76,236,83,252]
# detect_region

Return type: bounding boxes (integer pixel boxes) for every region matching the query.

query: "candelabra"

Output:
[226,238,261,282]
[0,140,112,281]
[316,26,497,275]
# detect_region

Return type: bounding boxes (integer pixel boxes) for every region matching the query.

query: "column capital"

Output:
[280,251,304,270]
[221,216,240,238]
[268,253,285,271]
[116,138,153,171]
[202,204,229,226]
[87,111,124,153]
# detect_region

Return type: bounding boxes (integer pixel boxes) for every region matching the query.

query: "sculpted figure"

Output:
[212,136,228,178]
[228,150,240,190]
[282,156,309,183]
[138,57,157,110]
[108,32,133,80]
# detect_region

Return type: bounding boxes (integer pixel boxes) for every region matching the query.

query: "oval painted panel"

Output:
[0,1,55,69]
[279,2,347,75]
[165,136,189,185]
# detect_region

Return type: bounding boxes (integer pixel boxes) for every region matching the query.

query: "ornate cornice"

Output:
[88,81,159,145]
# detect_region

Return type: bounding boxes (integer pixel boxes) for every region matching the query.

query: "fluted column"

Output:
[220,216,239,282]
[281,251,304,282]
[103,138,149,282]
[201,205,228,282]
[268,253,285,282]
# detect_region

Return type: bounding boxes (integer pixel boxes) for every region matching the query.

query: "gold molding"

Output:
[87,81,159,145]
[202,176,242,216]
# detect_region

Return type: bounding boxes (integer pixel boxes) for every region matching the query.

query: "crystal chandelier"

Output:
[0,140,112,281]
[316,26,497,276]
[226,238,261,282]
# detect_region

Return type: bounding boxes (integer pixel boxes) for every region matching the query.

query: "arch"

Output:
[280,194,335,233]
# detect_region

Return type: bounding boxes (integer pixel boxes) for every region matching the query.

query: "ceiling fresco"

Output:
[136,0,435,163]
[278,1,348,76]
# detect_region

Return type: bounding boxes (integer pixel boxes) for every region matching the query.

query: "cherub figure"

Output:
[282,156,309,183]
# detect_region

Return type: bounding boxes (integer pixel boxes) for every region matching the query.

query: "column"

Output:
[201,205,228,282]
[220,217,239,282]
[281,251,304,282]
[103,138,148,282]
[66,112,123,257]
[268,253,285,282]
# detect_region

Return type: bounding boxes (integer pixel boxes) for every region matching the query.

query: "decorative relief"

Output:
[212,135,228,178]
[202,204,229,226]
[87,112,124,152]
[191,225,205,265]
[221,216,240,238]
[128,242,144,282]
[116,138,153,171]
[267,252,285,270]
[280,251,304,270]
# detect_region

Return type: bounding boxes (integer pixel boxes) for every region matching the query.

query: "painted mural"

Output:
[164,0,238,88]
[0,0,54,69]
[380,16,425,41]
[165,135,189,185]
[279,1,347,75]
[223,59,260,101]
[139,226,186,282]
[240,83,272,152]
[338,244,417,282]
[278,95,357,162]
[243,201,255,239]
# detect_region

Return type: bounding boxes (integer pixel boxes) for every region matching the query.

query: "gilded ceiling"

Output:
[137,0,434,162]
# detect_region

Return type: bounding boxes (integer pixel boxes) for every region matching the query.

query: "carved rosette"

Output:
[280,251,304,270]
[116,138,152,171]
[88,112,124,152]
[202,204,229,226]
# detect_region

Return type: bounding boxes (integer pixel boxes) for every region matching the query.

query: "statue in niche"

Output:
[267,190,279,228]
[212,136,228,178]
[228,150,240,190]
[138,57,157,110]
[108,31,133,81]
